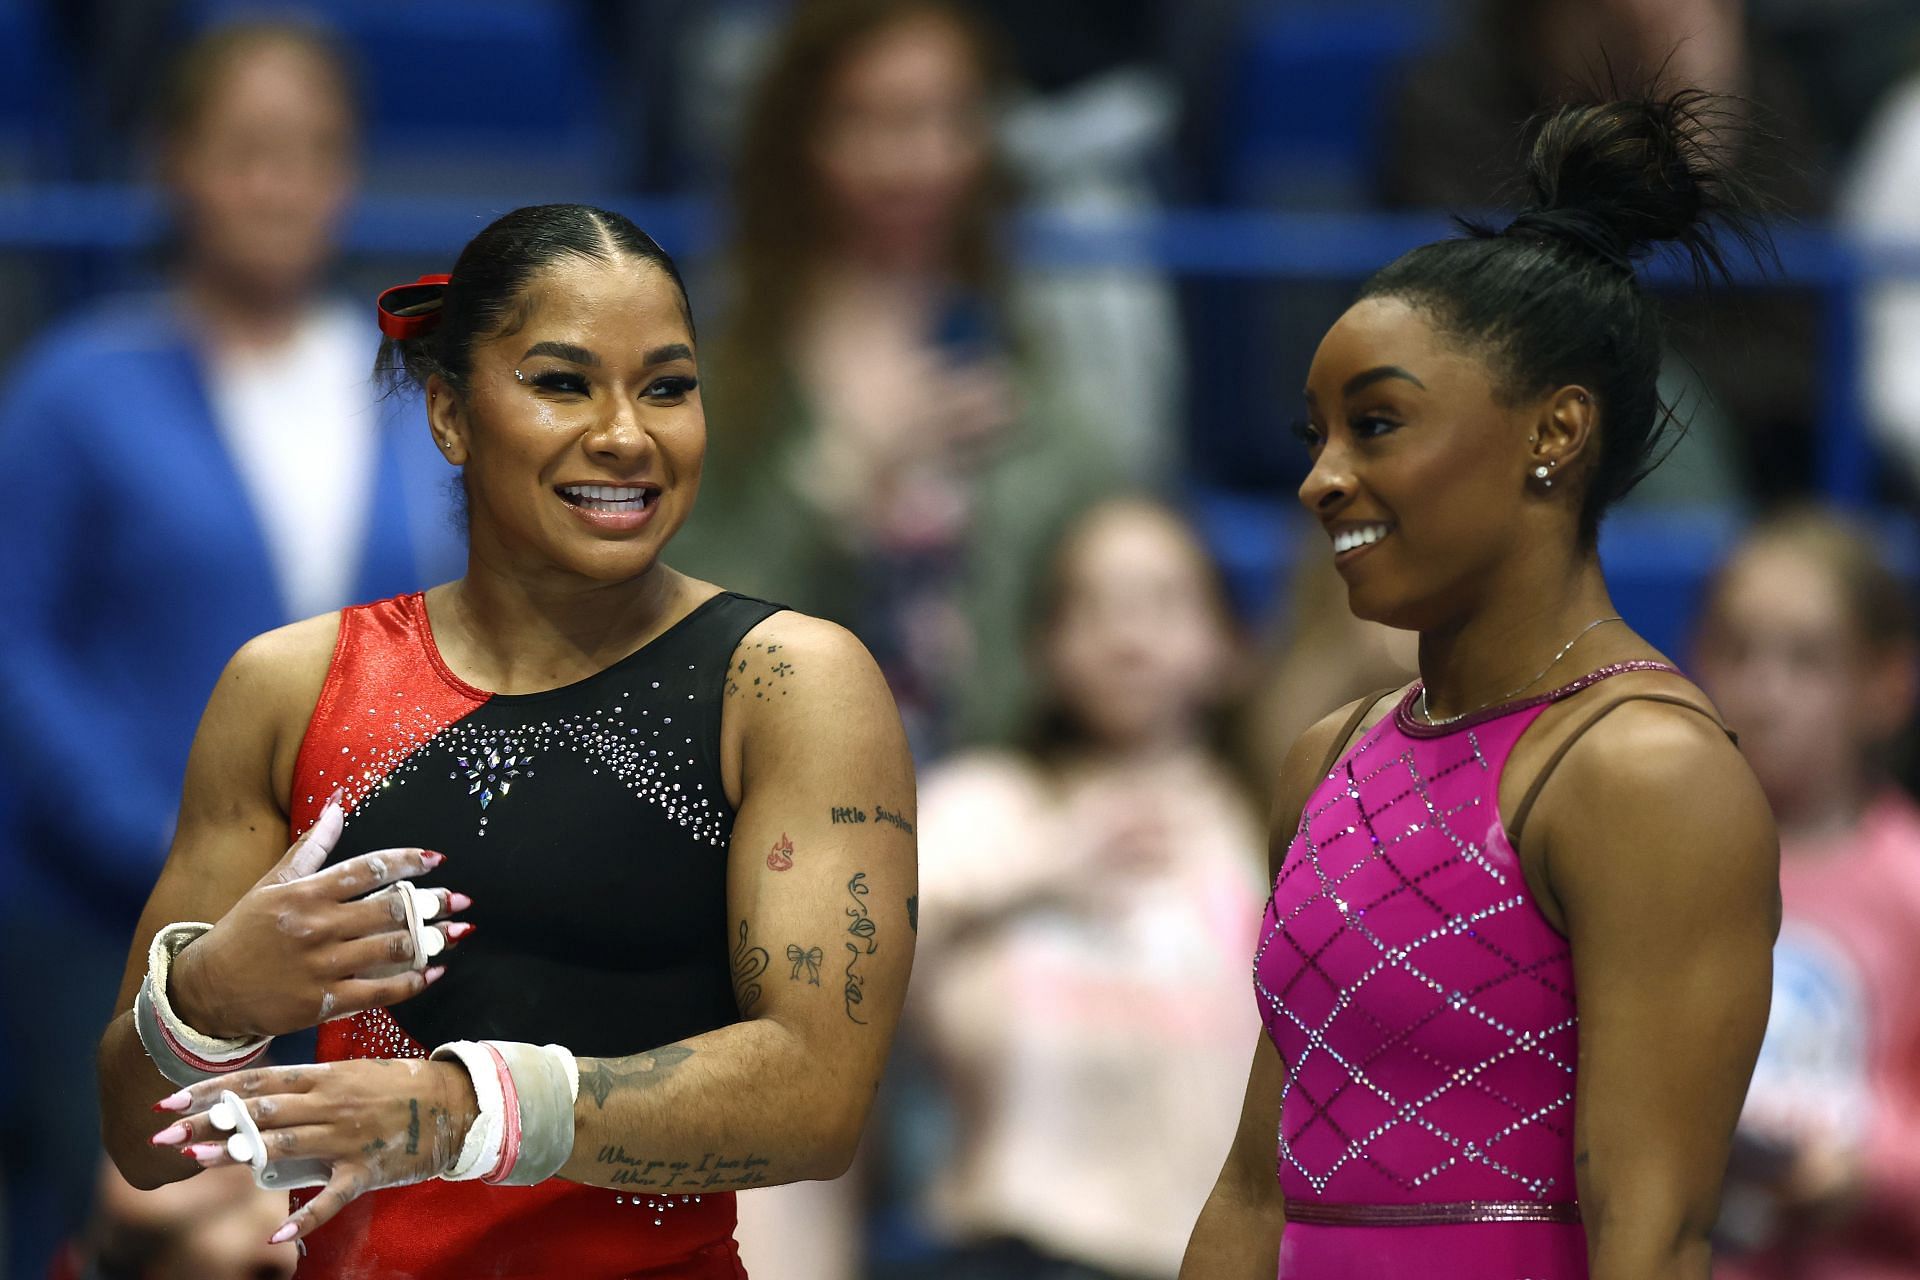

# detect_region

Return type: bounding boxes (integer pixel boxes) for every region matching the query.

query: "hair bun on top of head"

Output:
[1502,89,1768,286]
[376,274,452,339]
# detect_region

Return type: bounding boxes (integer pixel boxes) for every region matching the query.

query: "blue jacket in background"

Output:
[0,294,464,931]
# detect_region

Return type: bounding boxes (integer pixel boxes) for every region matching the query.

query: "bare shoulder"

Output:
[176,611,345,832]
[220,612,344,786]
[726,609,889,711]
[1537,695,1779,929]
[720,610,906,803]
[221,612,342,729]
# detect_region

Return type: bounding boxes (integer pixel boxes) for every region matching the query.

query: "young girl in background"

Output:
[1696,509,1920,1280]
[910,496,1267,1280]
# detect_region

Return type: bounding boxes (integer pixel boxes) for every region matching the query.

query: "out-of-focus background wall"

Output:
[2,1,1919,1278]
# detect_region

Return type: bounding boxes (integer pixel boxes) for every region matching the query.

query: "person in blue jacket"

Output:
[0,20,459,1275]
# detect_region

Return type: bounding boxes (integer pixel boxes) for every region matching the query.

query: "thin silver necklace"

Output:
[1417,616,1626,726]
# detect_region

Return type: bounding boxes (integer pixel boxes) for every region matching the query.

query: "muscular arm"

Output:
[1538,704,1780,1280]
[559,614,916,1191]
[97,620,330,1187]
[1181,693,1388,1277]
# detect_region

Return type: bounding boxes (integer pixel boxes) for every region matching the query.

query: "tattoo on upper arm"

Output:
[578,1046,696,1109]
[766,833,795,871]
[829,803,916,836]
[843,872,876,1024]
[730,921,769,1016]
[786,943,823,984]
[725,641,794,701]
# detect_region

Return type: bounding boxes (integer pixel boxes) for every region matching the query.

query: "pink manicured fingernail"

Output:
[186,1142,225,1162]
[269,1222,298,1245]
[150,1122,188,1146]
[448,892,473,912]
[326,786,345,809]
[447,922,475,942]
[424,964,447,986]
[153,1090,192,1113]
[422,850,446,868]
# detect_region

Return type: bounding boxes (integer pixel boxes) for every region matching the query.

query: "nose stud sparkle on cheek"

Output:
[513,368,526,383]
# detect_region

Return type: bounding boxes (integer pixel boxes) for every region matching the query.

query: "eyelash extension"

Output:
[647,376,699,398]
[529,371,589,394]
[1289,419,1321,446]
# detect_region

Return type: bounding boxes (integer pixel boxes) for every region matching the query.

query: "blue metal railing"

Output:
[1,183,1909,644]
[2,184,1911,506]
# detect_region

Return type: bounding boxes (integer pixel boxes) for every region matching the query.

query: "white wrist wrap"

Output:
[431,1040,578,1185]
[357,881,446,978]
[134,923,272,1087]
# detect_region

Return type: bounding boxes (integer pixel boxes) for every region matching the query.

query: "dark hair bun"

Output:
[1514,89,1765,282]
[1357,89,1776,543]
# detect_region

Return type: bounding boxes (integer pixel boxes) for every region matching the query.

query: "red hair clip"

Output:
[376,274,452,339]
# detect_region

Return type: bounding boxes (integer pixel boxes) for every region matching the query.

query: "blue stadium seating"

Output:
[184,0,615,197]
[1223,2,1446,209]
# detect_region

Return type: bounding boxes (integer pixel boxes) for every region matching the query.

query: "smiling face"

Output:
[1296,295,1591,630]
[427,254,702,585]
[1041,501,1237,750]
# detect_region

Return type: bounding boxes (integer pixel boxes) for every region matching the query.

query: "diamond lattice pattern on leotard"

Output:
[1257,720,1579,1203]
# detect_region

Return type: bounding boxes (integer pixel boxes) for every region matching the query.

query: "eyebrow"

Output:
[518,341,694,368]
[521,341,598,366]
[1303,365,1429,402]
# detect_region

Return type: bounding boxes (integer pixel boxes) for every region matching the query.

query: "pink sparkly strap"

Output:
[1508,693,1733,849]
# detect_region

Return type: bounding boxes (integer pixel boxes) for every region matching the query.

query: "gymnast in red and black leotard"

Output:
[96,204,918,1278]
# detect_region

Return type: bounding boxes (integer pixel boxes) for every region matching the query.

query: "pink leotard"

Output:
[1256,662,1686,1278]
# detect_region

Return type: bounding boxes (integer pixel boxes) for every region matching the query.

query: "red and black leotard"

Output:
[288,589,782,1279]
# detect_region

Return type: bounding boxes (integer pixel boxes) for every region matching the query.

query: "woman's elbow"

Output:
[803,1088,877,1181]
[1584,1197,1718,1279]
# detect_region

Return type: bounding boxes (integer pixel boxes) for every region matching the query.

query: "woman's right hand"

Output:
[167,797,470,1039]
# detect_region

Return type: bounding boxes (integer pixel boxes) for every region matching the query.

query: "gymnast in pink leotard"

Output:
[1183,92,1781,1280]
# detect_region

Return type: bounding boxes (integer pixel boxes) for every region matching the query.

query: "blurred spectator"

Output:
[1379,0,1824,503]
[672,0,1125,755]
[52,1160,296,1280]
[1693,508,1920,1278]
[979,0,1186,483]
[0,20,457,1277]
[1843,62,1920,497]
[904,497,1265,1280]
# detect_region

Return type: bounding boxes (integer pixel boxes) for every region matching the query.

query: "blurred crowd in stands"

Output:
[2,1,1919,1277]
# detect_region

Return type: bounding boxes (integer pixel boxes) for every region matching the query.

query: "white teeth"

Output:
[559,484,651,510]
[1332,524,1390,554]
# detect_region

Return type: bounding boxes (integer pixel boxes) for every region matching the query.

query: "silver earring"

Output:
[1534,464,1553,487]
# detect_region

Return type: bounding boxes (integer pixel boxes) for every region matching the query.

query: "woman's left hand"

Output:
[148,1059,479,1243]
